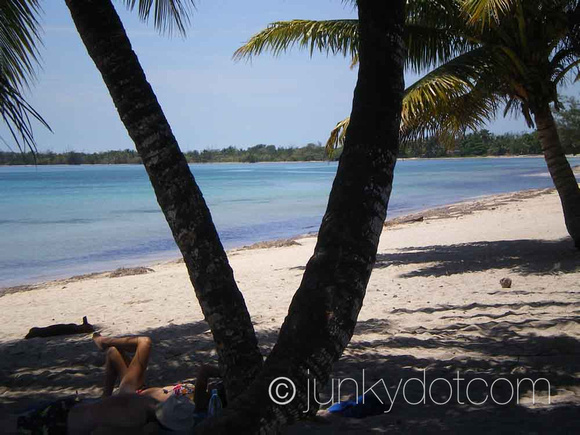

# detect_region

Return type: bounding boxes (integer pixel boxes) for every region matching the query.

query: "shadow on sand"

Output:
[2,314,578,433]
[1,237,578,433]
[375,238,580,277]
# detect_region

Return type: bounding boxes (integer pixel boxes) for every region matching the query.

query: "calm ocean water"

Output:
[1,157,579,287]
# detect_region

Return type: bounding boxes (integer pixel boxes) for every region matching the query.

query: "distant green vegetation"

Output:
[0,143,333,165]
[2,114,578,165]
[184,143,331,163]
[401,130,545,158]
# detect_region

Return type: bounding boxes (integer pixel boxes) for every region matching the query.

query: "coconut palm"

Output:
[63,0,264,399]
[4,0,406,429]
[199,0,405,430]
[235,0,580,248]
[65,0,405,430]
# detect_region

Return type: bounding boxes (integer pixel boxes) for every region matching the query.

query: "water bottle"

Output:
[208,388,223,417]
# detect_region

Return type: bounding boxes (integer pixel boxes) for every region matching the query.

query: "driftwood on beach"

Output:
[24,316,94,339]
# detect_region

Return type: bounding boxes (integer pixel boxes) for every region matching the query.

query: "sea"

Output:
[1,157,579,288]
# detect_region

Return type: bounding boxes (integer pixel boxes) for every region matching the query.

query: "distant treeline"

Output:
[401,130,546,158]
[1,130,577,165]
[0,143,333,165]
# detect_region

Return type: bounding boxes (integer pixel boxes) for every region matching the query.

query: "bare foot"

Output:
[92,332,106,351]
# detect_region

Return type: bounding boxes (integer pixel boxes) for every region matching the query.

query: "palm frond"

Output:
[401,84,503,143]
[233,19,358,61]
[0,0,48,153]
[400,47,506,141]
[0,77,50,154]
[461,0,519,27]
[405,24,480,73]
[0,0,42,88]
[120,0,196,36]
[325,117,350,156]
[407,0,466,28]
[553,57,580,84]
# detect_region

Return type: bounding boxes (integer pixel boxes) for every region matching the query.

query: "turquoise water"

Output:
[1,157,579,287]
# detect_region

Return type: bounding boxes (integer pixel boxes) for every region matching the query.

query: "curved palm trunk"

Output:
[198,0,406,432]
[63,0,263,396]
[533,105,580,248]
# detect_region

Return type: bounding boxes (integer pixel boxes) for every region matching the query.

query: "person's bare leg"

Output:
[118,336,152,393]
[93,334,151,395]
[102,347,129,397]
[93,333,144,353]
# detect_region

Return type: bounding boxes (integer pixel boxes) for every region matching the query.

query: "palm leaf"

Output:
[233,19,358,62]
[0,0,47,153]
[0,77,50,154]
[0,0,42,88]
[325,117,350,156]
[461,0,519,27]
[407,0,466,28]
[325,46,505,154]
[401,83,504,144]
[401,47,509,140]
[405,24,480,73]
[119,0,196,36]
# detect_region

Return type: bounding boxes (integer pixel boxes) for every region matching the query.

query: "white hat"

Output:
[155,394,197,432]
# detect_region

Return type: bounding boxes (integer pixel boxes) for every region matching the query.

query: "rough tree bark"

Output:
[198,0,406,432]
[63,0,263,397]
[533,104,580,248]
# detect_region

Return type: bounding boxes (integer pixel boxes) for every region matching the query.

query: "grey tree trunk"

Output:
[534,104,580,248]
[63,0,263,397]
[197,0,406,432]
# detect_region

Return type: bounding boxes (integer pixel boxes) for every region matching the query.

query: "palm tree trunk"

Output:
[63,0,263,397]
[534,105,580,248]
[197,0,406,432]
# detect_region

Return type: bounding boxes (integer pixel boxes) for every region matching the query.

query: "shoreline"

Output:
[3,154,578,167]
[0,186,557,296]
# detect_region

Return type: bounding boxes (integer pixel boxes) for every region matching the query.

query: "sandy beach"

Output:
[1,187,579,433]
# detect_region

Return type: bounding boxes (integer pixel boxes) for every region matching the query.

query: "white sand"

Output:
[1,188,579,432]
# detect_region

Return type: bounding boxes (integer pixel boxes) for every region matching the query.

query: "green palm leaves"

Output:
[236,0,580,154]
[0,0,46,152]
[234,20,359,64]
[120,0,196,36]
[461,0,518,26]
[0,0,196,152]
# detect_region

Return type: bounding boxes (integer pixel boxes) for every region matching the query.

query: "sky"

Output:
[7,0,580,153]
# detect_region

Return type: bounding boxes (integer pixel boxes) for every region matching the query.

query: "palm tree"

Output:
[63,0,263,399]
[235,0,580,248]
[65,0,405,430]
[4,0,406,429]
[197,0,405,431]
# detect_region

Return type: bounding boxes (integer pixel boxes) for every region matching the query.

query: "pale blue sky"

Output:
[10,0,580,152]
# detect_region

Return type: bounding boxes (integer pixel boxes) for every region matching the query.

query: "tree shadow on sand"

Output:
[1,295,578,433]
[375,238,580,277]
[0,320,279,428]
[289,300,580,433]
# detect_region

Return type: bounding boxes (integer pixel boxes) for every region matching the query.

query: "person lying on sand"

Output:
[67,333,224,434]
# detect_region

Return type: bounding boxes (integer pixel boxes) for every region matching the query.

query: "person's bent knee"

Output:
[106,346,120,357]
[138,336,152,348]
